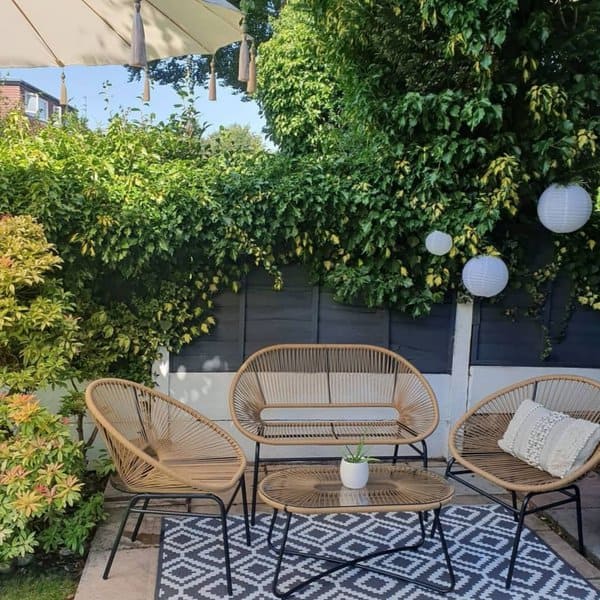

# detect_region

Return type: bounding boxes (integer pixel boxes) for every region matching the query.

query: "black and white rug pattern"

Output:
[155,504,599,600]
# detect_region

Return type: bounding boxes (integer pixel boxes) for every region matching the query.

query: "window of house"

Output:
[23,92,49,121]
[37,97,49,121]
[24,92,38,115]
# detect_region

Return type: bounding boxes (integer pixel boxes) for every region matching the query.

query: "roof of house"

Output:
[0,78,75,110]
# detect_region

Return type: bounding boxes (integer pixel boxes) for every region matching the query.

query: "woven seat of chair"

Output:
[230,344,438,446]
[258,464,454,515]
[450,374,600,494]
[256,420,418,443]
[86,378,246,494]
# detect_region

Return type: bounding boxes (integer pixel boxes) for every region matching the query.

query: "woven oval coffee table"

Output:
[259,463,455,598]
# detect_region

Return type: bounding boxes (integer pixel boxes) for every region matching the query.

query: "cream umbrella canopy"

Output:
[0,0,244,68]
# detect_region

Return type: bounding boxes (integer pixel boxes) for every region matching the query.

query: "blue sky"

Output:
[2,64,266,137]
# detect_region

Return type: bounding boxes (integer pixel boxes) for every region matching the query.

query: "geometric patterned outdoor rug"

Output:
[155,504,599,600]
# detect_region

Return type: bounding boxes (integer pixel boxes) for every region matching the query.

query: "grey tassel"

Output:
[131,0,147,68]
[247,43,256,94]
[143,68,150,102]
[238,21,249,82]
[208,58,217,101]
[60,71,67,106]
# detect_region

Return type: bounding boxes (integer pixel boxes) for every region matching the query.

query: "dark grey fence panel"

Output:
[244,283,315,356]
[318,291,388,346]
[170,291,241,372]
[171,266,456,373]
[391,303,455,373]
[471,285,600,367]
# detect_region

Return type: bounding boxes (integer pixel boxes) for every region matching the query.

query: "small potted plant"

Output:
[340,439,377,489]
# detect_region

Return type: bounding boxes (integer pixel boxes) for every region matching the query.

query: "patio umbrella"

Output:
[0,0,248,100]
[1,0,243,67]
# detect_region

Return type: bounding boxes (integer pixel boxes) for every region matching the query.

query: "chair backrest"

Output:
[471,374,600,422]
[86,378,243,490]
[452,374,600,468]
[229,344,439,439]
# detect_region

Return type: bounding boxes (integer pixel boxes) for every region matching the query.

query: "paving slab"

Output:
[75,547,159,600]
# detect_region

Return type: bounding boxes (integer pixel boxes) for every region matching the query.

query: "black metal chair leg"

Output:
[511,491,518,522]
[216,498,233,596]
[240,474,252,546]
[130,498,149,542]
[251,442,261,526]
[506,493,532,589]
[392,444,399,465]
[573,485,585,554]
[421,441,428,469]
[444,457,454,478]
[103,495,141,579]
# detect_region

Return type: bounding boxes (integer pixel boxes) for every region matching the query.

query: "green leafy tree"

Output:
[255,0,600,318]
[256,0,342,153]
[0,113,276,382]
[203,124,265,156]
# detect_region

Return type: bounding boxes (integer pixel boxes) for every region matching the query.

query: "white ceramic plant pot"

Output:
[340,458,369,489]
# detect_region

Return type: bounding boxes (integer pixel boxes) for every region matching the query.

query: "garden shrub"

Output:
[0,393,104,562]
[0,215,104,564]
[0,214,79,393]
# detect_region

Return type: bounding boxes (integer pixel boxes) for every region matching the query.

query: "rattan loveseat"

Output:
[446,374,600,589]
[229,343,439,523]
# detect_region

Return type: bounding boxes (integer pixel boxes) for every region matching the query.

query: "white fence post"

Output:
[443,301,474,458]
[153,346,170,394]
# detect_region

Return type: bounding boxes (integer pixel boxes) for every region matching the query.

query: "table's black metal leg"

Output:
[267,508,455,598]
[251,442,261,526]
[272,511,293,599]
[267,508,279,548]
[433,508,455,592]
[429,515,437,538]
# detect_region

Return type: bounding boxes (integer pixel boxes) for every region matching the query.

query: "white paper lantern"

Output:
[462,255,509,297]
[537,184,592,233]
[425,230,453,256]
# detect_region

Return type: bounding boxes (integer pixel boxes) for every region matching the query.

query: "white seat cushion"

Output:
[498,399,600,478]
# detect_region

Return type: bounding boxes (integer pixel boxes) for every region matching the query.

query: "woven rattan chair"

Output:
[446,374,600,589]
[86,378,251,596]
[229,343,439,525]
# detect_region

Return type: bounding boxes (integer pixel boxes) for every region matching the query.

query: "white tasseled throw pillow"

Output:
[498,399,600,478]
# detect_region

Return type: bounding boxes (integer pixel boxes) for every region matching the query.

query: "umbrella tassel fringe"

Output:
[131,0,147,68]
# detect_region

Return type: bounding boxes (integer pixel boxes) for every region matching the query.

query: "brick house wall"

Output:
[0,80,68,122]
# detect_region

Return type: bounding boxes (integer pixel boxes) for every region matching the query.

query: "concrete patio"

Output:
[73,461,600,599]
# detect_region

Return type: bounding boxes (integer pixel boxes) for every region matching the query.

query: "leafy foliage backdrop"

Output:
[1,0,599,387]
